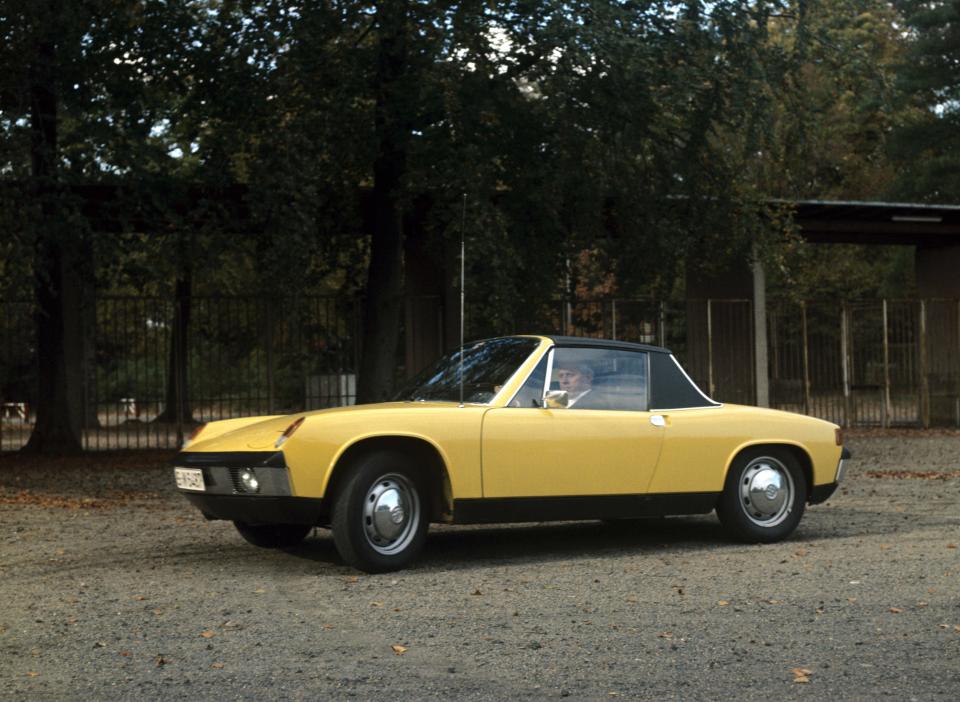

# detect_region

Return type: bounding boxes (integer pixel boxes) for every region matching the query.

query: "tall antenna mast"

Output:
[459,192,467,408]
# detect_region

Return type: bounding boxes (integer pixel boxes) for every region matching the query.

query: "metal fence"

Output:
[1,295,359,451]
[4,295,960,451]
[768,299,960,427]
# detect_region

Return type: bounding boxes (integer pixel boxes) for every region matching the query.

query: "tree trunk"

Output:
[22,17,84,454]
[155,274,194,424]
[357,1,412,403]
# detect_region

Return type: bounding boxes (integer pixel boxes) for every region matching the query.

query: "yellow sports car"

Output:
[173,335,849,572]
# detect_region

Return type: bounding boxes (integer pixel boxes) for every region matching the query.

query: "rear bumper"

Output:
[809,447,851,506]
[183,493,326,526]
[808,482,838,505]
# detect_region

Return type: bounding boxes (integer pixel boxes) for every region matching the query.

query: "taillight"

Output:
[183,423,207,448]
[275,417,305,448]
[835,427,843,446]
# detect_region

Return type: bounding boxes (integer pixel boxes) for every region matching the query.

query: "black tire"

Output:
[716,447,807,543]
[331,451,429,573]
[233,521,313,548]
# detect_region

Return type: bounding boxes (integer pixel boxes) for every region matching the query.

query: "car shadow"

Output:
[279,501,944,573]
[286,516,726,571]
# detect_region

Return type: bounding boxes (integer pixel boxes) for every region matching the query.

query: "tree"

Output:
[891,1,960,202]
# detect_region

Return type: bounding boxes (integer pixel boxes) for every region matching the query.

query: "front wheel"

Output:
[331,452,429,573]
[716,448,806,543]
[233,522,313,548]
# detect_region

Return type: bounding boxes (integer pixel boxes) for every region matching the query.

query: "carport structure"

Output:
[689,199,960,426]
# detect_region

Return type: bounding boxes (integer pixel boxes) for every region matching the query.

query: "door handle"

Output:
[650,414,666,427]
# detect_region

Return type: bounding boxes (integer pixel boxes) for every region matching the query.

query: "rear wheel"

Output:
[233,522,312,548]
[331,451,429,573]
[716,448,806,543]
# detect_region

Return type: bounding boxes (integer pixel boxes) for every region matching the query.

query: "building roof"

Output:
[790,199,960,245]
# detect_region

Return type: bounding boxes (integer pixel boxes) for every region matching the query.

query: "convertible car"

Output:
[174,335,850,573]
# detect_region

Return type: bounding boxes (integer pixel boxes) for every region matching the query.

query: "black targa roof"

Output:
[545,335,672,355]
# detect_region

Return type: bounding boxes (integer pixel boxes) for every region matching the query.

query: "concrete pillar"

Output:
[752,248,769,407]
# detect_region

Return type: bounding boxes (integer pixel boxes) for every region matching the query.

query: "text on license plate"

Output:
[175,467,205,491]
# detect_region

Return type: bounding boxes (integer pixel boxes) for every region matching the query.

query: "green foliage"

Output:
[0,0,947,312]
[890,0,960,202]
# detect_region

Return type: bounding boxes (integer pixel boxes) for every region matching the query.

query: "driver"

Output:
[554,363,594,407]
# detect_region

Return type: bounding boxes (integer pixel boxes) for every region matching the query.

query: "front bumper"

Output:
[173,450,326,526]
[182,493,325,526]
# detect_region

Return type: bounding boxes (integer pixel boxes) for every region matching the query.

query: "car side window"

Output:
[508,353,550,407]
[549,348,648,411]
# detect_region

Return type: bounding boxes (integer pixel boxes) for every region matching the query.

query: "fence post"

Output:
[801,301,812,416]
[841,304,851,427]
[920,299,930,428]
[753,283,769,407]
[707,299,715,399]
[266,306,275,415]
[882,299,891,428]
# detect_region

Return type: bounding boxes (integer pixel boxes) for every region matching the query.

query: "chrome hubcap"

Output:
[739,457,794,527]
[362,473,420,555]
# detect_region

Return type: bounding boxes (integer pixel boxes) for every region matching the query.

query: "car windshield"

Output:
[394,337,541,403]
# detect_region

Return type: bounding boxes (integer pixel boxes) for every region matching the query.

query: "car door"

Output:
[481,347,666,498]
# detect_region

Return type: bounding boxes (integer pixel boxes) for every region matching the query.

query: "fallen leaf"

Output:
[211,662,224,670]
[153,609,163,616]
[345,576,359,584]
[133,595,146,601]
[657,631,673,639]
[791,667,813,684]
[371,601,384,608]
[917,602,929,608]
[200,630,216,638]
[155,655,168,667]
[471,589,482,596]
[119,651,131,657]
[391,645,408,655]
[948,544,957,550]
[93,642,106,648]
[889,607,903,614]
[625,595,638,603]
[717,600,730,607]
[322,624,334,630]
[954,625,960,634]
[254,588,267,594]
[815,607,824,615]
[26,671,39,678]
[766,599,781,605]
[879,544,891,550]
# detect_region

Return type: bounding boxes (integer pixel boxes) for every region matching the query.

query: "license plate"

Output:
[175,467,205,491]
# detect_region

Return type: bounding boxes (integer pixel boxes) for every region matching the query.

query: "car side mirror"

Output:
[543,390,570,409]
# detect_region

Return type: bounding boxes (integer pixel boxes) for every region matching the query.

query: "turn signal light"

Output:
[275,417,305,448]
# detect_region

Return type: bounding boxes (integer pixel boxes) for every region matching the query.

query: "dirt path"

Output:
[1,436,958,700]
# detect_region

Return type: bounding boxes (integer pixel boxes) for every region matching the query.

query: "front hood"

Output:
[187,401,469,453]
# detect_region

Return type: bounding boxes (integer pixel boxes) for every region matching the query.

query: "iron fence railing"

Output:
[4,295,960,451]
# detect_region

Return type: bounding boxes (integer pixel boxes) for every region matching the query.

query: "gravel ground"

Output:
[1,433,959,701]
